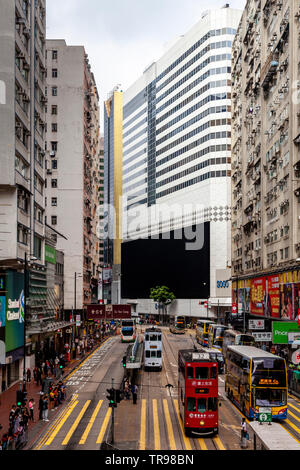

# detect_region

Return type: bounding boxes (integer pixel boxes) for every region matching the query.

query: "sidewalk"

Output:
[0,334,115,449]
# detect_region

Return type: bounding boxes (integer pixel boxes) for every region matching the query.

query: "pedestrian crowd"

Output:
[123,379,138,404]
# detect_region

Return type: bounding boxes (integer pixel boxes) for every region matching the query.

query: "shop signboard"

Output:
[250,277,265,316]
[252,332,272,342]
[249,319,265,330]
[292,349,300,365]
[45,244,56,264]
[86,304,131,320]
[272,321,300,344]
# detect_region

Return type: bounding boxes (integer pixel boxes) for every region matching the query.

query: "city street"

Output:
[27,328,300,451]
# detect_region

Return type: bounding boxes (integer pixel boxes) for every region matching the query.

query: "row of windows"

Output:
[156,120,230,157]
[156,77,230,117]
[123,106,147,131]
[156,157,229,189]
[123,177,147,194]
[123,137,147,158]
[123,115,147,140]
[123,157,147,177]
[157,52,231,105]
[122,54,230,141]
[157,108,231,148]
[156,133,231,170]
[123,146,147,168]
[123,166,147,186]
[123,124,147,149]
[157,155,230,180]
[157,94,229,135]
[157,42,232,94]
[156,27,236,83]
[157,169,229,199]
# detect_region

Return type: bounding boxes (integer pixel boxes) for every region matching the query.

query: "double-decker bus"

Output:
[222,329,255,357]
[144,327,162,371]
[196,320,215,347]
[120,319,136,343]
[170,316,186,334]
[178,349,219,436]
[225,346,288,420]
[207,324,228,350]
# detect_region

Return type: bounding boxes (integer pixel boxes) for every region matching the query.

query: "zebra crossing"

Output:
[34,395,227,450]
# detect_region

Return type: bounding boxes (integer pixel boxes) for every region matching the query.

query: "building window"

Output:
[51,179,57,188]
[52,87,57,96]
[52,68,58,78]
[51,105,57,115]
[52,160,57,169]
[51,197,57,206]
[51,141,58,151]
[52,50,58,60]
[33,235,42,260]
[51,216,57,225]
[52,123,58,132]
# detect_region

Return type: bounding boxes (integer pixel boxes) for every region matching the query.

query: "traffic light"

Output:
[122,356,126,368]
[115,389,124,403]
[16,390,23,407]
[16,389,27,407]
[106,388,117,407]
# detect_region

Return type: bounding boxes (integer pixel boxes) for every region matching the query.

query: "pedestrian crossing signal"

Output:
[122,356,126,368]
[106,388,117,407]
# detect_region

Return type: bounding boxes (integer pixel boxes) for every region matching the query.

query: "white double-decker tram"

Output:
[144,327,162,371]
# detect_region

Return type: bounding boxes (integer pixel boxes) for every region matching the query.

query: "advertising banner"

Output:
[5,272,25,352]
[272,321,300,344]
[250,277,265,316]
[45,244,57,264]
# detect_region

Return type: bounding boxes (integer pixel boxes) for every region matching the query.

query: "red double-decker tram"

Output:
[178,349,219,436]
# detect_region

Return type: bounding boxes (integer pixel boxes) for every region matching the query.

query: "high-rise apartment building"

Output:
[103,86,123,304]
[0,0,50,387]
[45,40,101,317]
[121,7,242,319]
[231,1,300,325]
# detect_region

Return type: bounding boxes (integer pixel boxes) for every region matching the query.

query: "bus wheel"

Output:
[184,428,190,437]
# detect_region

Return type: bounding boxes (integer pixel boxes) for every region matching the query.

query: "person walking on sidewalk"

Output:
[42,394,49,422]
[26,368,31,382]
[131,384,138,404]
[28,399,35,422]
[38,394,44,420]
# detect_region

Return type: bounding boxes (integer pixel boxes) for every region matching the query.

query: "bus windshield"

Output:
[252,358,287,387]
[255,388,287,407]
[122,328,133,336]
[122,321,134,327]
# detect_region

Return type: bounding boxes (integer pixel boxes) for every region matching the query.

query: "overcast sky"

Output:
[46,0,246,128]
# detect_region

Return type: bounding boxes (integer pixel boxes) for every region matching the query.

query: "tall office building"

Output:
[45,40,101,317]
[121,7,242,319]
[103,86,123,304]
[231,1,300,325]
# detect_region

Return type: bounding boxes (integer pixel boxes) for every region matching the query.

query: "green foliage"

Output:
[149,286,176,306]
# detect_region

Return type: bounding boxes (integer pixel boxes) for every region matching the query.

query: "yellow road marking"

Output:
[96,407,112,444]
[79,400,103,445]
[285,419,300,437]
[153,399,161,450]
[61,400,91,445]
[45,399,79,446]
[288,410,300,423]
[289,402,300,414]
[213,435,226,450]
[198,438,208,450]
[34,394,78,450]
[163,399,176,450]
[173,399,192,450]
[139,399,147,450]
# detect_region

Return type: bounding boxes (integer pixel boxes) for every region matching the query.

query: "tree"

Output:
[150,286,176,324]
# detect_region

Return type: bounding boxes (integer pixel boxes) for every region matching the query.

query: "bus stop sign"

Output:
[258,407,272,423]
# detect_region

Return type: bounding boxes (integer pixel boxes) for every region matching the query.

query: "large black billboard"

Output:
[121,222,210,299]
